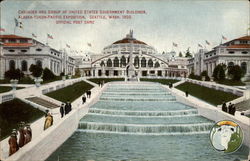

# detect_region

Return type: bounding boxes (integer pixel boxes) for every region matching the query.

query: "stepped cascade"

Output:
[47,82,249,161]
[78,83,213,135]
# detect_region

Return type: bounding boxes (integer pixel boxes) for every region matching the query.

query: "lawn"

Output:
[45,81,93,102]
[0,86,24,93]
[140,78,179,85]
[175,82,239,106]
[0,99,45,140]
[88,78,125,84]
[216,79,245,86]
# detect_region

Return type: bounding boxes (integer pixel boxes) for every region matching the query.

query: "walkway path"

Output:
[0,78,101,160]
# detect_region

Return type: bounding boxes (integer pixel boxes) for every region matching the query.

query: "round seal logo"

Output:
[210,120,243,153]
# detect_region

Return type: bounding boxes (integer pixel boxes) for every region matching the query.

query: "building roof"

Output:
[227,44,250,49]
[113,38,147,45]
[235,35,250,41]
[3,43,33,47]
[0,35,30,39]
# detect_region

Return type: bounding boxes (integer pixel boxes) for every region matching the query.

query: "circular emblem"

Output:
[210,120,243,153]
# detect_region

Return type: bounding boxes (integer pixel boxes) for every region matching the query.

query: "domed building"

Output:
[90,30,188,78]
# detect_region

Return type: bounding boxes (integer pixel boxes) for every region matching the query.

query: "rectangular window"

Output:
[20,39,28,43]
[9,39,16,43]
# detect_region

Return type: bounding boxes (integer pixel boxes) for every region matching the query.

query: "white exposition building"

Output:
[188,36,250,77]
[77,30,189,78]
[0,35,75,79]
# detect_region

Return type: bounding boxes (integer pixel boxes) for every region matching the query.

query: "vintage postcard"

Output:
[0,0,249,161]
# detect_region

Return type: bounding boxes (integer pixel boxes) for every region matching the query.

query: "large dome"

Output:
[113,38,147,45]
[103,30,156,55]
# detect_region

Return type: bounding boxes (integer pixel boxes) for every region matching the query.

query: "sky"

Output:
[0,0,249,55]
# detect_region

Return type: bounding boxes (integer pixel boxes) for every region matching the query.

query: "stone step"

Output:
[26,97,59,109]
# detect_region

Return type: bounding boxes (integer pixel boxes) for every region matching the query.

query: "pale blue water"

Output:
[46,83,249,161]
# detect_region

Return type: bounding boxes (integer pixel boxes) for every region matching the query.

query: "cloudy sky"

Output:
[0,0,249,55]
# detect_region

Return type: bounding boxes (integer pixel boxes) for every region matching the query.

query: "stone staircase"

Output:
[26,97,59,109]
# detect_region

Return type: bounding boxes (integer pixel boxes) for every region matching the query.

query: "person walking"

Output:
[26,124,32,140]
[44,113,53,130]
[68,101,72,113]
[185,91,189,97]
[82,94,86,104]
[18,122,25,148]
[8,130,19,156]
[222,102,227,112]
[60,103,65,118]
[228,102,232,114]
[88,90,92,98]
[64,102,69,115]
[24,127,31,145]
[86,90,90,98]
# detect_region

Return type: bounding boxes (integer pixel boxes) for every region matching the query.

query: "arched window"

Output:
[21,60,27,71]
[134,56,139,68]
[9,60,15,70]
[36,60,42,68]
[228,62,234,67]
[100,61,105,67]
[120,56,126,67]
[113,57,119,67]
[141,57,146,67]
[241,62,247,74]
[154,61,160,68]
[148,59,153,68]
[107,59,112,67]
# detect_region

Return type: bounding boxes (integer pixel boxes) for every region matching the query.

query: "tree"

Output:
[201,71,210,81]
[4,69,24,80]
[29,64,43,78]
[42,68,55,81]
[228,65,243,81]
[213,64,225,81]
[179,52,183,57]
[74,68,81,77]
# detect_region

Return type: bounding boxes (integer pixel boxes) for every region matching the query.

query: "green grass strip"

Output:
[175,82,239,105]
[88,78,124,84]
[140,78,179,85]
[45,81,93,102]
[0,99,45,140]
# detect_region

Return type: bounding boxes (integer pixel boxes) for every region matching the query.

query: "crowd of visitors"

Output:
[59,101,72,118]
[8,88,93,157]
[8,122,32,156]
[222,102,236,115]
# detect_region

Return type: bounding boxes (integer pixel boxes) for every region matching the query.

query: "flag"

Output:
[14,18,19,27]
[198,44,203,48]
[0,28,5,32]
[222,35,227,40]
[172,42,178,47]
[205,40,210,45]
[47,34,53,39]
[32,33,37,38]
[66,44,70,48]
[87,43,92,47]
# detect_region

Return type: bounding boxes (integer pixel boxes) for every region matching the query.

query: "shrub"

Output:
[188,72,201,80]
[4,69,24,80]
[228,65,243,81]
[60,72,65,76]
[42,68,55,81]
[201,71,210,81]
[29,64,43,78]
[213,64,225,81]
